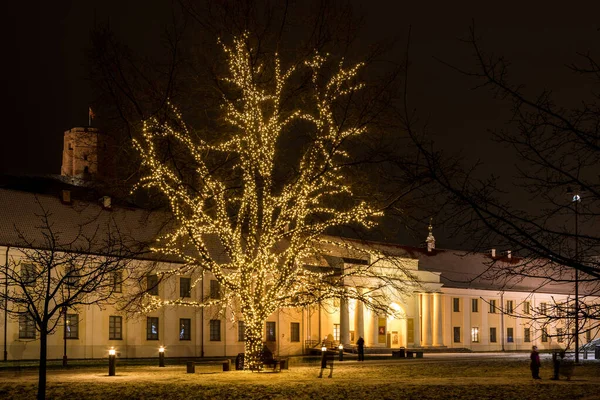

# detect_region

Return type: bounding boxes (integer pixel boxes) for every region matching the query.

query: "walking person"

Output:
[318,346,334,378]
[530,345,541,379]
[357,336,365,362]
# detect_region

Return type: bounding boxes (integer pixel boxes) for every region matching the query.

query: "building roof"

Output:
[0,186,166,258]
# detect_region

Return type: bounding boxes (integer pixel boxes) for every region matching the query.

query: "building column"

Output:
[413,293,421,347]
[354,289,365,341]
[370,310,379,347]
[433,293,444,346]
[340,295,350,345]
[423,293,433,346]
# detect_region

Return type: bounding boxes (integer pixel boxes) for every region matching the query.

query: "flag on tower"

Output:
[89,107,95,126]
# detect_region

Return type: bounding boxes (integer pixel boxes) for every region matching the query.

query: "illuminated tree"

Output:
[133,34,416,368]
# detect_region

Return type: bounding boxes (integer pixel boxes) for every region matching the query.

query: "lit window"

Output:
[290,322,300,342]
[109,316,122,340]
[471,327,479,343]
[19,314,36,339]
[210,320,221,341]
[266,321,276,342]
[333,324,340,341]
[523,302,530,314]
[147,317,159,340]
[65,314,79,339]
[179,318,191,341]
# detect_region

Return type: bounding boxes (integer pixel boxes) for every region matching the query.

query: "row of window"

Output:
[453,298,561,315]
[19,263,123,293]
[457,326,586,343]
[19,314,300,343]
[147,276,220,299]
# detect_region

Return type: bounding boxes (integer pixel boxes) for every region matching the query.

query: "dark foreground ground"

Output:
[0,353,599,399]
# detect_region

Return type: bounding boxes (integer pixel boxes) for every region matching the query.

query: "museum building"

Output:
[0,127,597,361]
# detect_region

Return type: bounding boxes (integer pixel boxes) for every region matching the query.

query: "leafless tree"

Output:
[0,198,137,400]
[400,24,599,352]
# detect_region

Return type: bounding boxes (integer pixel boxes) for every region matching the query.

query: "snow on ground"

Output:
[0,354,599,399]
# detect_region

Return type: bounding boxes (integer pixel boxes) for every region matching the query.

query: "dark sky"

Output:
[3,1,598,179]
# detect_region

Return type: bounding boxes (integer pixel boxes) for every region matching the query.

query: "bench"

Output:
[186,359,231,373]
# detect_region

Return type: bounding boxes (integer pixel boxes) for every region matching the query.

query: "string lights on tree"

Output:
[133,33,417,369]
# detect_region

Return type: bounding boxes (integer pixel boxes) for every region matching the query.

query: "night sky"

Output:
[3,1,599,179]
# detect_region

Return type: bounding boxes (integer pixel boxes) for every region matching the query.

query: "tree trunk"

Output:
[37,330,48,400]
[243,318,264,370]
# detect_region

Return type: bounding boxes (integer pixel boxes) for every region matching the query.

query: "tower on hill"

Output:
[61,127,113,182]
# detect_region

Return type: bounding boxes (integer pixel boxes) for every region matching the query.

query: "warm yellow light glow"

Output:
[322,345,327,352]
[132,32,389,370]
[108,348,116,356]
[338,344,344,350]
[159,346,165,353]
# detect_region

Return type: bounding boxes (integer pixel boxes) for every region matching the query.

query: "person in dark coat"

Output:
[357,336,365,361]
[318,347,334,378]
[530,346,541,379]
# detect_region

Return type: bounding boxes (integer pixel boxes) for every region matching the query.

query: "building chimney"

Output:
[491,249,496,257]
[61,190,72,205]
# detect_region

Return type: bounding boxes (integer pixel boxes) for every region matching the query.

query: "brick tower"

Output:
[61,127,113,182]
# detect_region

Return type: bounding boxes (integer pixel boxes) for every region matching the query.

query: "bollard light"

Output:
[108,348,116,376]
[321,345,327,352]
[159,346,165,367]
[338,343,344,361]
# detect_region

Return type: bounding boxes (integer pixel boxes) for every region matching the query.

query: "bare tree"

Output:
[0,198,136,400]
[400,25,599,356]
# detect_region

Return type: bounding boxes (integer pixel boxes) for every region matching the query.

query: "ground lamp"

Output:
[159,346,165,367]
[338,343,344,361]
[108,348,116,376]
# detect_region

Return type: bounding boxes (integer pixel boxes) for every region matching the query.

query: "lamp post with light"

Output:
[159,346,165,367]
[568,187,581,364]
[108,348,116,376]
[338,343,344,361]
[62,306,68,367]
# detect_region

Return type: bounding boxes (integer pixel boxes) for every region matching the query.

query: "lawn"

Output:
[0,356,599,399]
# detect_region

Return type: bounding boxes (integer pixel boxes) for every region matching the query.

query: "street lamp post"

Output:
[338,343,344,361]
[62,306,68,367]
[159,346,165,367]
[108,348,116,376]
[568,188,581,364]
